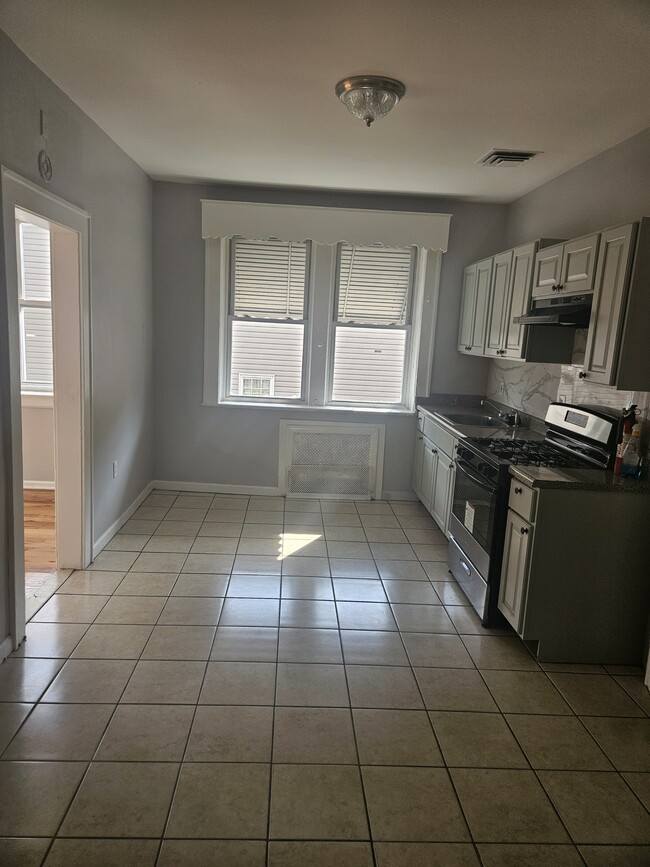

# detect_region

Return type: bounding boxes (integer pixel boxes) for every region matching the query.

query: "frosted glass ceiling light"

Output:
[335,76,406,127]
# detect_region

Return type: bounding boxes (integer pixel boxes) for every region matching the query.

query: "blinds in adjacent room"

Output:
[18,221,54,393]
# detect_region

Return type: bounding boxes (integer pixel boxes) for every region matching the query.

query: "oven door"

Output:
[451,458,498,560]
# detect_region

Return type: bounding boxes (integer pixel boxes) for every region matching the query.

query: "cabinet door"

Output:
[503,242,536,359]
[412,433,425,499]
[444,459,456,538]
[430,452,454,536]
[420,438,438,514]
[498,509,532,633]
[470,258,493,353]
[484,250,513,357]
[532,242,564,299]
[582,224,636,385]
[457,264,477,353]
[559,233,600,295]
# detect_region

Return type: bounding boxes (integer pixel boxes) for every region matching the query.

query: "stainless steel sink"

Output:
[440,413,509,427]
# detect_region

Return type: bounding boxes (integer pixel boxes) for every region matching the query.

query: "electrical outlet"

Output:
[112,461,118,479]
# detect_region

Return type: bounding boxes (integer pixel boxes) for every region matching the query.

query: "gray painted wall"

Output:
[153,182,506,491]
[0,31,153,644]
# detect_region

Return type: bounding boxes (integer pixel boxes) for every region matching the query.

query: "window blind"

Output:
[337,245,413,325]
[232,238,307,319]
[18,221,54,392]
[20,223,51,301]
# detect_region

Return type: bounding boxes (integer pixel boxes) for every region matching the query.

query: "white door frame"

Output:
[1,167,92,649]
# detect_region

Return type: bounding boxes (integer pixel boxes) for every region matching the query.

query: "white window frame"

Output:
[238,373,275,397]
[16,218,54,397]
[203,236,439,414]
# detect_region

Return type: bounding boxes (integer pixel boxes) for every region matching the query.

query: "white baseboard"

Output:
[153,480,282,496]
[383,490,418,501]
[23,480,55,490]
[92,480,155,558]
[0,635,14,662]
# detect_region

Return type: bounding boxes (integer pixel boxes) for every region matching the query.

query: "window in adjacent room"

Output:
[227,238,309,402]
[17,220,54,395]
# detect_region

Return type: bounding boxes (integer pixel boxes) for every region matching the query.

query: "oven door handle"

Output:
[455,459,497,494]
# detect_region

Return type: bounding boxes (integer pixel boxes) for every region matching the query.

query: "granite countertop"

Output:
[416,403,545,442]
[510,464,650,493]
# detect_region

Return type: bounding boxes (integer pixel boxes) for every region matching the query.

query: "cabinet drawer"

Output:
[508,479,536,522]
[423,416,455,458]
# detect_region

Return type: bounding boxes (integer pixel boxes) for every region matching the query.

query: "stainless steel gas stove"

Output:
[448,402,621,625]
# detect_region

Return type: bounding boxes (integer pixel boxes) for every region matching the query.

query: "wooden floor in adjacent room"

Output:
[24,489,57,596]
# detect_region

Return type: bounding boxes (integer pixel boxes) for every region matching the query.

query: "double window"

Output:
[17,220,53,395]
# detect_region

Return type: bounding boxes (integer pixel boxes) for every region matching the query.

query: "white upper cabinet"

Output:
[484,250,513,357]
[504,242,537,359]
[457,263,477,353]
[458,258,492,355]
[532,234,599,299]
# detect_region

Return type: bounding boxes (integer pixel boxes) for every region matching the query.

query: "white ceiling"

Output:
[1,0,649,202]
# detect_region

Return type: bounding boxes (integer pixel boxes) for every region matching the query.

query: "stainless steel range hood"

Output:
[514,293,592,327]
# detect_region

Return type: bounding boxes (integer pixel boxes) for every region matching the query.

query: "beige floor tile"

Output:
[273,707,357,763]
[539,770,650,843]
[132,552,187,573]
[182,552,237,574]
[330,559,380,579]
[354,709,442,765]
[171,574,229,597]
[280,599,338,628]
[324,526,367,542]
[44,838,159,866]
[0,703,32,752]
[143,535,195,553]
[364,527,408,543]
[382,580,440,605]
[165,507,208,522]
[403,633,474,668]
[270,764,368,839]
[278,628,342,663]
[245,510,285,525]
[357,514,398,528]
[613,676,650,715]
[548,673,645,717]
[362,766,469,841]
[200,661,276,705]
[424,562,456,581]
[276,663,349,707]
[346,665,423,709]
[327,542,372,559]
[95,595,166,624]
[211,627,278,662]
[121,660,206,704]
[481,670,572,714]
[13,622,88,657]
[333,579,387,603]
[42,659,135,703]
[623,772,650,811]
[281,556,330,577]
[280,576,334,600]
[158,596,224,625]
[71,624,152,659]
[0,761,86,836]
[201,521,245,537]
[114,572,177,596]
[541,662,607,674]
[220,598,280,627]
[120,519,160,535]
[391,603,455,633]
[323,513,362,527]
[340,630,408,666]
[233,555,282,575]
[156,520,202,536]
[431,711,527,768]
[158,839,266,866]
[240,523,283,539]
[142,625,215,660]
[268,841,373,866]
[412,543,448,561]
[185,705,273,761]
[403,528,447,545]
[0,658,64,702]
[336,602,397,631]
[227,575,281,598]
[374,842,480,866]
[166,763,269,838]
[237,538,283,556]
[0,838,51,867]
[376,560,428,581]
[58,571,126,595]
[416,668,497,712]
[60,761,178,837]
[396,515,438,530]
[88,551,139,571]
[452,768,570,843]
[32,594,110,623]
[432,582,471,604]
[320,501,357,514]
[95,704,193,760]
[250,496,284,511]
[506,715,613,770]
[370,544,417,561]
[578,718,650,772]
[132,506,171,521]
[578,844,650,866]
[3,703,113,760]
[460,635,539,670]
[477,843,584,866]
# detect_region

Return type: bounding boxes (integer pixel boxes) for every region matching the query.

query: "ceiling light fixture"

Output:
[335,75,406,127]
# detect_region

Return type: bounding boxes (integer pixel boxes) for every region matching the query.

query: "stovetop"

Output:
[470,437,591,469]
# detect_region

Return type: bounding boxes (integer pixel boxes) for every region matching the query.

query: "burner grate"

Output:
[477,438,587,469]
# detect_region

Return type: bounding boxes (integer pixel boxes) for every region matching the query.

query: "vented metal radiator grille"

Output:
[280,422,385,499]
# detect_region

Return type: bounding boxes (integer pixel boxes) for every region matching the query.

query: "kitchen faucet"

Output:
[481,398,519,427]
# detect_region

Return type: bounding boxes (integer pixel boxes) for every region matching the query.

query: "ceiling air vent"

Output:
[479,149,539,167]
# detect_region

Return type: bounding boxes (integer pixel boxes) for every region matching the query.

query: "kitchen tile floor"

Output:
[1,491,649,866]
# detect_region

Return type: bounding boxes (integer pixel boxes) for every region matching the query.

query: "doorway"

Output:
[1,168,92,651]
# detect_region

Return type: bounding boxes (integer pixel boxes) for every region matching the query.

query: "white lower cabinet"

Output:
[413,413,458,536]
[498,508,532,632]
[419,437,438,514]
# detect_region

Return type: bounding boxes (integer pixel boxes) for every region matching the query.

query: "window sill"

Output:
[206,399,415,415]
[21,393,54,409]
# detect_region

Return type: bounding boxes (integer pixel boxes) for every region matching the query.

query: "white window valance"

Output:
[201,199,451,252]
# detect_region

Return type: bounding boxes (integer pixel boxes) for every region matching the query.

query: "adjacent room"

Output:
[0,2,649,865]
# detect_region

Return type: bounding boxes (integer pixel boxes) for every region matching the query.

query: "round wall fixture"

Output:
[38,150,53,183]
[335,76,406,127]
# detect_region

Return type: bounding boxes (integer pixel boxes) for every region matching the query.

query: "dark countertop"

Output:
[510,464,650,493]
[416,403,545,442]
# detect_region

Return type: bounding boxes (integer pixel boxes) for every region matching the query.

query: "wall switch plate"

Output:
[112,461,118,478]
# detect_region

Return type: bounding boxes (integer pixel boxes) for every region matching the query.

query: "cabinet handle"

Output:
[520,527,529,535]
[578,371,587,379]
[514,486,522,494]
[431,448,438,454]
[557,283,564,290]
[449,463,454,470]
